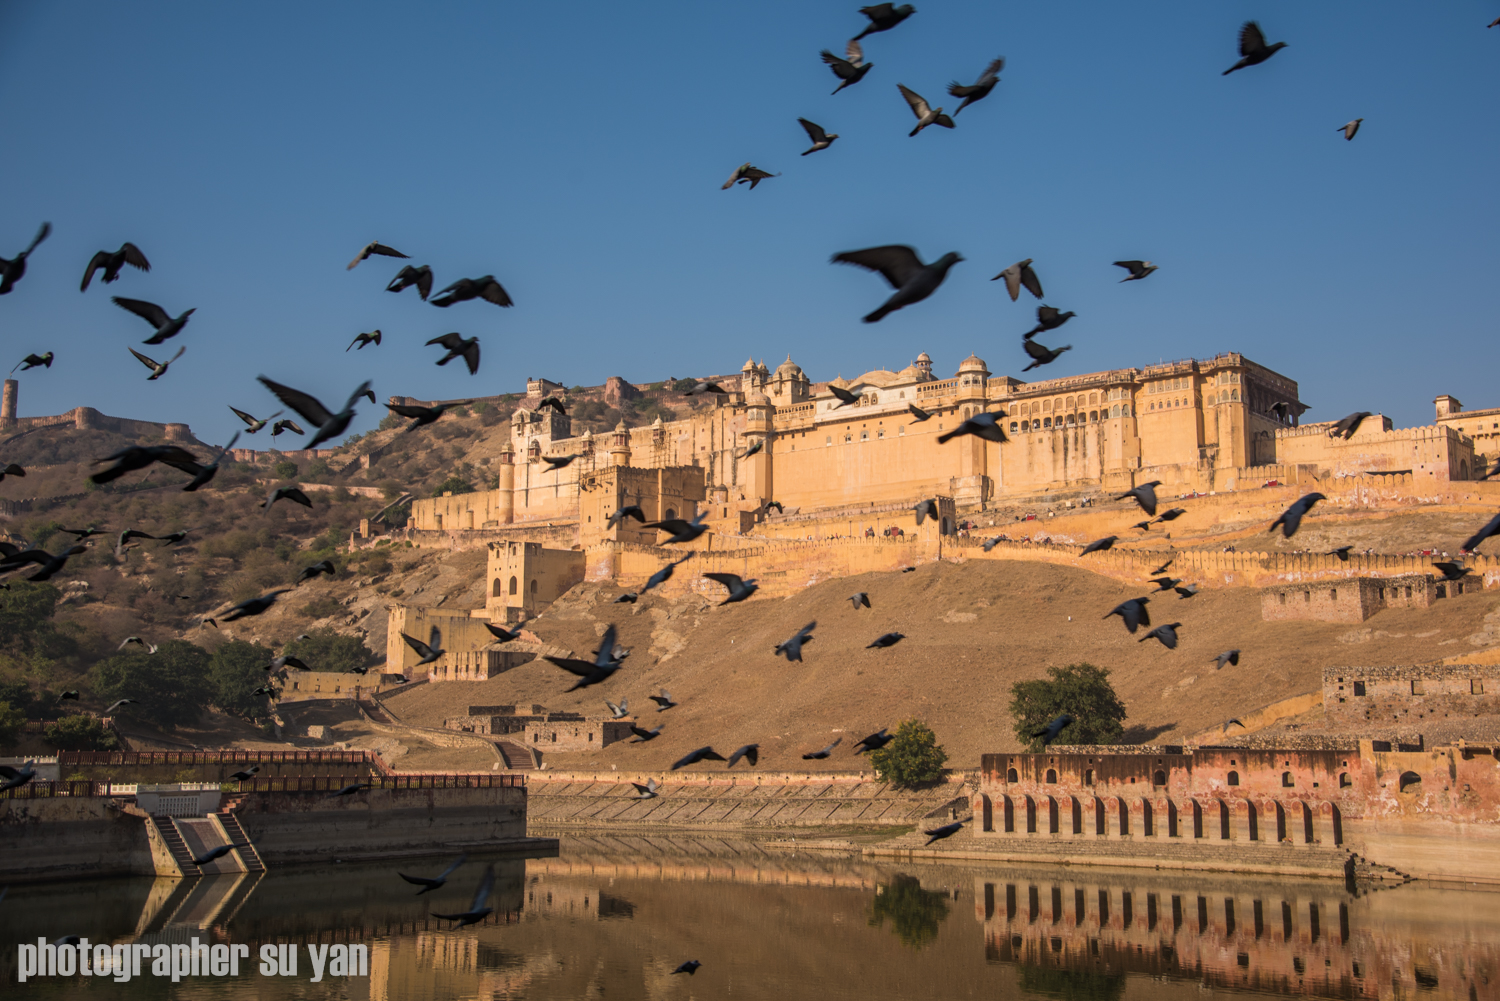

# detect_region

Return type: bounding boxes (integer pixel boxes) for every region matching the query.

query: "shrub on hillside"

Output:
[284,628,375,674]
[0,700,25,750]
[89,640,213,731]
[1008,663,1127,750]
[431,475,472,497]
[208,640,276,721]
[298,597,342,619]
[272,460,299,479]
[43,714,119,752]
[868,719,948,788]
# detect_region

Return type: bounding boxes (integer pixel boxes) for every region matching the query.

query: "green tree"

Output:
[431,475,472,496]
[0,700,25,750]
[209,640,276,721]
[1008,663,1127,750]
[869,719,948,788]
[43,714,119,752]
[378,412,403,431]
[868,875,950,950]
[284,628,374,674]
[0,583,63,651]
[272,459,299,479]
[89,640,213,731]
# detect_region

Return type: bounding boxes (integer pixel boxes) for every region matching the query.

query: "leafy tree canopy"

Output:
[868,875,951,950]
[869,719,948,788]
[0,700,25,750]
[208,640,276,722]
[1008,663,1127,750]
[43,714,119,752]
[0,583,65,652]
[430,475,473,497]
[89,640,213,731]
[284,628,375,675]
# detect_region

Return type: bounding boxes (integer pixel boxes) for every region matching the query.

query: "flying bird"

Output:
[80,243,150,291]
[129,345,185,380]
[1139,622,1181,649]
[266,653,312,673]
[326,781,373,798]
[1104,597,1151,634]
[648,689,677,712]
[537,396,568,415]
[628,724,661,742]
[386,264,433,300]
[671,961,702,976]
[192,844,238,867]
[1150,558,1174,576]
[1031,714,1073,747]
[1222,21,1288,76]
[631,778,660,799]
[1022,339,1071,372]
[0,762,38,792]
[992,258,1042,301]
[897,83,954,137]
[849,592,871,609]
[854,3,916,39]
[431,275,512,309]
[738,438,765,459]
[604,698,629,719]
[982,536,1004,552]
[103,699,137,715]
[217,589,292,622]
[347,241,408,270]
[431,864,496,928]
[484,622,523,643]
[12,352,53,373]
[1269,401,1292,421]
[1149,576,1182,593]
[683,380,731,397]
[1131,521,1153,532]
[295,560,336,584]
[229,765,260,782]
[1119,481,1162,517]
[907,403,932,422]
[671,746,727,770]
[853,729,893,754]
[1327,546,1353,562]
[1461,512,1500,553]
[180,431,239,492]
[1154,508,1187,524]
[1329,412,1373,439]
[541,453,580,472]
[426,333,480,375]
[387,401,471,431]
[113,297,195,345]
[828,384,859,409]
[1023,305,1076,340]
[802,737,842,760]
[1174,584,1200,599]
[544,624,627,690]
[641,555,693,595]
[1222,718,1247,734]
[60,690,80,700]
[229,406,278,433]
[937,412,1007,444]
[643,512,709,545]
[775,621,816,662]
[1338,118,1363,141]
[1433,562,1473,582]
[720,163,779,191]
[115,529,155,559]
[948,57,1004,115]
[831,245,964,323]
[821,39,872,94]
[867,632,905,649]
[705,572,758,605]
[347,330,382,351]
[0,222,51,295]
[270,419,304,437]
[727,744,759,768]
[1114,261,1157,282]
[1268,492,1326,538]
[608,505,646,529]
[798,118,839,155]
[923,819,967,845]
[58,527,106,540]
[401,626,446,665]
[257,376,371,449]
[89,444,202,484]
[262,485,313,511]
[0,544,87,582]
[398,854,468,895]
[1080,536,1117,555]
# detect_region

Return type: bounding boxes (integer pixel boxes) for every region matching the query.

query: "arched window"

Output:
[1153,770,1166,787]
[492,578,503,597]
[664,508,676,520]
[508,576,518,595]
[1282,771,1294,788]
[1045,769,1057,784]
[1398,771,1422,793]
[1227,771,1240,786]
[1111,405,1120,418]
[1010,422,1018,432]
[1007,767,1018,783]
[1339,773,1351,788]
[1089,411,1097,422]
[1043,417,1051,428]
[530,579,538,594]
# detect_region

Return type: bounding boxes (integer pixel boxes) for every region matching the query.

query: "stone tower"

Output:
[1,379,16,429]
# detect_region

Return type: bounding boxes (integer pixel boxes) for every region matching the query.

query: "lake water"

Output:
[3,833,1496,1000]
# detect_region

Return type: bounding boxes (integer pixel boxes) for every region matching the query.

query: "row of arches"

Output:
[493,577,539,597]
[978,794,1342,846]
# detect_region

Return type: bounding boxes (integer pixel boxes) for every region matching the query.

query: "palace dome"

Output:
[774,356,805,380]
[957,353,990,374]
[916,351,932,363]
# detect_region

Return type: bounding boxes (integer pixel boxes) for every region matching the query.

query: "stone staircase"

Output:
[213,797,265,873]
[359,698,394,725]
[497,740,535,771]
[149,815,203,876]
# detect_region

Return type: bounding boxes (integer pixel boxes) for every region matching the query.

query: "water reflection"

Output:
[0,834,1495,1000]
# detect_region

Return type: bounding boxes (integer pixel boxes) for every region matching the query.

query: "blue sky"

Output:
[0,2,1496,447]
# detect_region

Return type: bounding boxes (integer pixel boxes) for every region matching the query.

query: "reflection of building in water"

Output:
[975,872,1499,999]
[127,873,263,944]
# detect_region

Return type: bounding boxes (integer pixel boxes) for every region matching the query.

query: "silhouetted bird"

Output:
[643,512,708,545]
[1327,546,1353,562]
[0,763,38,792]
[537,396,568,415]
[484,623,523,643]
[545,624,626,690]
[721,163,778,190]
[426,333,480,374]
[798,118,839,155]
[1339,118,1363,141]
[867,632,905,649]
[854,3,916,40]
[270,419,304,438]
[431,864,495,928]
[59,527,106,540]
[849,592,871,609]
[0,222,50,295]
[262,485,313,511]
[828,384,860,409]
[853,729,893,754]
[401,626,446,666]
[102,699,136,715]
[1081,536,1117,555]
[992,258,1042,301]
[90,444,201,484]
[608,505,646,529]
[1154,508,1187,523]
[129,345,185,380]
[257,376,371,449]
[604,698,629,719]
[822,39,872,94]
[1269,492,1326,538]
[628,724,661,742]
[671,746,727,770]
[907,402,933,422]
[649,688,677,712]
[913,498,938,525]
[432,275,512,309]
[1140,623,1181,649]
[728,744,759,768]
[684,380,731,396]
[705,572,758,605]
[1433,562,1473,582]
[1223,21,1287,76]
[640,555,692,595]
[0,463,24,483]
[775,621,816,662]
[948,57,1004,115]
[1031,714,1073,747]
[114,297,194,345]
[387,401,470,431]
[1329,412,1373,439]
[115,529,155,559]
[1114,260,1157,282]
[1119,481,1162,517]
[671,961,702,976]
[180,432,239,492]
[897,81,956,136]
[229,406,278,433]
[631,778,660,799]
[1174,584,1200,599]
[218,589,292,622]
[1149,576,1182,592]
[937,412,1007,444]
[923,819,966,845]
[11,352,52,373]
[1023,305,1076,340]
[386,264,433,300]
[192,844,238,867]
[1269,401,1291,420]
[982,536,1004,552]
[59,690,79,700]
[348,241,408,270]
[347,330,382,351]
[1213,650,1240,670]
[295,560,335,584]
[802,738,842,760]
[81,244,150,291]
[398,854,467,896]
[229,766,259,782]
[1022,339,1071,371]
[1104,597,1151,634]
[1461,513,1500,553]
[832,245,964,323]
[739,439,765,459]
[1131,520,1153,532]
[1150,558,1174,575]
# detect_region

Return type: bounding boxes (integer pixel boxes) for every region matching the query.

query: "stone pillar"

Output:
[743,397,772,507]
[1129,798,1149,841]
[496,446,515,525]
[1232,800,1255,841]
[1104,797,1124,840]
[0,378,15,428]
[1155,797,1175,839]
[164,422,191,441]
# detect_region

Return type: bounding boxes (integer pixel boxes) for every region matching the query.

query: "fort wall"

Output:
[1324,663,1500,724]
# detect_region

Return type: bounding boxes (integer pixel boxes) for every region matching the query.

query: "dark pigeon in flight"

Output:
[1031,714,1073,747]
[1222,21,1288,76]
[1268,492,1326,538]
[831,245,964,323]
[1104,597,1151,634]
[948,57,1004,115]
